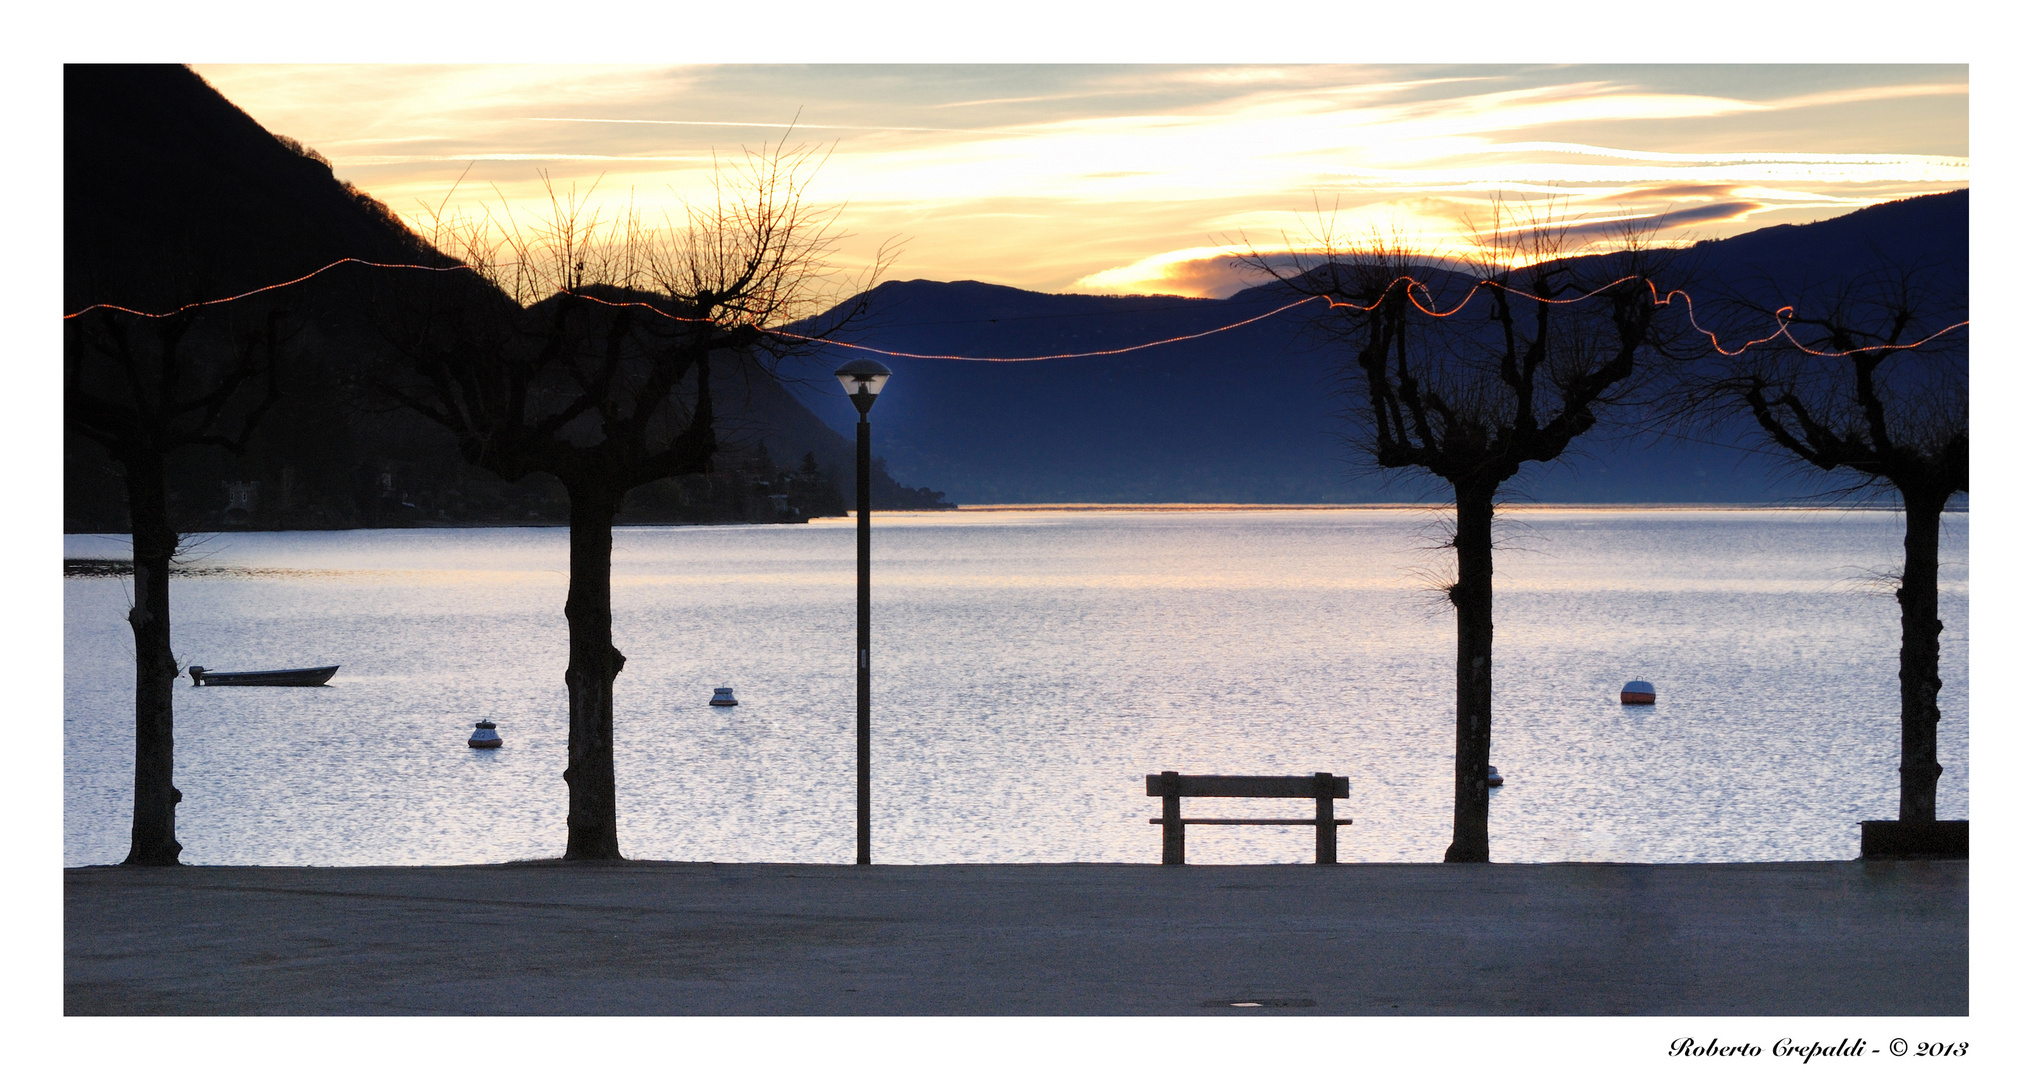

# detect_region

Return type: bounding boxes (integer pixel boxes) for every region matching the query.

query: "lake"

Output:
[63,507,1968,866]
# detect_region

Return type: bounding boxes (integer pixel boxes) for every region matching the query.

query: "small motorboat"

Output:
[188,665,338,687]
[1620,680,1656,705]
[468,720,502,748]
[710,687,739,707]
[1487,765,1504,788]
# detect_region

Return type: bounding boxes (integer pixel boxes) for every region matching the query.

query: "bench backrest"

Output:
[1145,773,1349,798]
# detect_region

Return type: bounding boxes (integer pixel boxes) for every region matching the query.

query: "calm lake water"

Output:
[63,508,1968,866]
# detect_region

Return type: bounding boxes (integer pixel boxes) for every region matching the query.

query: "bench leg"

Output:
[1163,795,1185,865]
[1315,773,1337,864]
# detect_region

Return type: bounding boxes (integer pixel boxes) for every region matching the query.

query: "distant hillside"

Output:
[779,283,1360,503]
[64,65,447,314]
[64,65,948,533]
[784,191,1967,504]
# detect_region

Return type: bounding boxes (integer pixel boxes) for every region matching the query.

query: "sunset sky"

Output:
[189,64,1966,299]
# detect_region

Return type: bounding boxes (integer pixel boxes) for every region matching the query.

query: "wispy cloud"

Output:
[345,153,721,166]
[521,116,1036,137]
[1764,81,1968,110]
[192,63,1967,297]
[1472,142,1965,166]
[1489,201,1764,241]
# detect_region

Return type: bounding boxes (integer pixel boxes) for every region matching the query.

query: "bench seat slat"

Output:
[1150,818,1353,826]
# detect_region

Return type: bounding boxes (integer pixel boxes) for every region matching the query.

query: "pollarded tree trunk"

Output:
[1443,479,1498,863]
[1896,488,1949,822]
[123,451,183,866]
[561,484,626,860]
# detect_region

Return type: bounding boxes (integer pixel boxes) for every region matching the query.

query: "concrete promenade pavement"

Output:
[64,859,1966,1015]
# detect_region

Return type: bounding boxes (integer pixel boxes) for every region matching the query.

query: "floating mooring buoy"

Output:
[710,687,739,707]
[1621,680,1656,705]
[468,720,502,748]
[1487,764,1504,787]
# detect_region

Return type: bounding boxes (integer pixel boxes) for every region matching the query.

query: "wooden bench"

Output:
[1146,771,1351,864]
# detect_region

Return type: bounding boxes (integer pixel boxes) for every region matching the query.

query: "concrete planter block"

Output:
[1860,820,1968,860]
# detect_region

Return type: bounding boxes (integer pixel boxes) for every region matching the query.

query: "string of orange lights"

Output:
[761,294,1326,361]
[61,257,482,321]
[63,257,1967,363]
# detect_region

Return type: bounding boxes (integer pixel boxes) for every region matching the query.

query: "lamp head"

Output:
[835,358,893,416]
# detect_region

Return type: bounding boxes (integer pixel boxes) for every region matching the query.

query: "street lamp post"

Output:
[835,358,892,865]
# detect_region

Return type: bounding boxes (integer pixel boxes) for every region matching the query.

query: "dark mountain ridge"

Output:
[784,190,1966,504]
[64,65,447,314]
[64,64,946,534]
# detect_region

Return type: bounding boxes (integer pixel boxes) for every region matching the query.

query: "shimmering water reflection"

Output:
[63,508,1966,866]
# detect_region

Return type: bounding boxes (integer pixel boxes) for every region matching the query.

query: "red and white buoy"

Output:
[1620,680,1656,706]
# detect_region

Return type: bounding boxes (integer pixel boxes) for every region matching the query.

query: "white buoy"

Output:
[1621,680,1656,705]
[468,720,502,748]
[710,687,739,707]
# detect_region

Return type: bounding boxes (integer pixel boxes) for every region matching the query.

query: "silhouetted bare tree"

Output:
[370,142,886,859]
[1680,265,1967,823]
[65,304,282,865]
[1246,208,1668,861]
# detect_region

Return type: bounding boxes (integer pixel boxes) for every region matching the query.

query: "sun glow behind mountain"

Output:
[190,64,1966,299]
